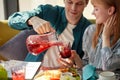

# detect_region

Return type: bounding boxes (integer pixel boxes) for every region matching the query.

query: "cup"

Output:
[59,41,71,58]
[11,65,26,80]
[99,71,116,80]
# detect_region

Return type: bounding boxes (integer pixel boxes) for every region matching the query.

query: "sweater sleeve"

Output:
[82,24,96,65]
[8,4,53,30]
[8,11,34,30]
[101,46,120,70]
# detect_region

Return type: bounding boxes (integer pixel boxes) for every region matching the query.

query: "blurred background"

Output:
[0,0,95,20]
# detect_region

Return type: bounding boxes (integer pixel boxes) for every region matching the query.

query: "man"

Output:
[8,0,91,68]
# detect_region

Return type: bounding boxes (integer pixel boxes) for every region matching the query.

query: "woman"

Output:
[83,0,120,71]
[59,0,120,71]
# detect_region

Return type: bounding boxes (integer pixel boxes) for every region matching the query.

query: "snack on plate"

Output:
[60,68,81,80]
[58,68,69,72]
[34,70,62,80]
[34,68,81,80]
[34,75,50,80]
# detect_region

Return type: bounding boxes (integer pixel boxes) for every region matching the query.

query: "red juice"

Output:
[60,47,71,58]
[50,78,60,80]
[27,40,63,55]
[26,32,65,55]
[27,41,50,55]
[12,71,25,80]
[59,42,71,58]
[26,33,71,56]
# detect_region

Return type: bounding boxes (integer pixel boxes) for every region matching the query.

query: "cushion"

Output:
[0,29,37,60]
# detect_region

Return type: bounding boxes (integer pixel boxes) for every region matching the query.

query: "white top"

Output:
[42,23,75,68]
[82,24,120,70]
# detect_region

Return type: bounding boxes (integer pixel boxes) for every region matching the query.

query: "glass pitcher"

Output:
[26,32,62,55]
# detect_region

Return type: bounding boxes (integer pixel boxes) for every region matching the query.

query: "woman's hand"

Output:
[58,50,83,69]
[102,14,116,47]
[28,16,55,34]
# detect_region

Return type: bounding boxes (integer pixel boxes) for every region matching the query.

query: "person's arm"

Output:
[101,46,120,71]
[8,11,38,30]
[101,14,120,70]
[82,24,96,65]
[28,16,54,34]
[72,50,83,69]
[8,4,55,30]
[57,50,83,69]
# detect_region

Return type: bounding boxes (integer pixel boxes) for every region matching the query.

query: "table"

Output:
[0,60,41,80]
[1,60,120,80]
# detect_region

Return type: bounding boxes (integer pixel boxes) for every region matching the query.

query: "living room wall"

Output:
[19,0,95,19]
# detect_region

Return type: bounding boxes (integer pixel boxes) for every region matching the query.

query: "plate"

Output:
[34,68,81,80]
[60,72,81,80]
[34,69,61,80]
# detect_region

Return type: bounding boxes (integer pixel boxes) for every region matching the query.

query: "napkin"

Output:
[82,64,98,80]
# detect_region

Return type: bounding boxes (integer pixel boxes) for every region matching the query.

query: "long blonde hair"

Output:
[91,0,120,48]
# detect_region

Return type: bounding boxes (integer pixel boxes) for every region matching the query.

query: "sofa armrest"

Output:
[89,19,95,24]
[0,29,37,61]
[0,20,20,46]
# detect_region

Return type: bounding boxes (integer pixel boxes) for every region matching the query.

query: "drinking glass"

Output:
[99,71,116,80]
[59,41,71,58]
[11,65,26,80]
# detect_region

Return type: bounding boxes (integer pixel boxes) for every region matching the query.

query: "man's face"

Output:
[64,0,86,24]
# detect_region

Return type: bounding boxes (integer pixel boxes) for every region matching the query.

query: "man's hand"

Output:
[57,50,83,69]
[28,16,55,34]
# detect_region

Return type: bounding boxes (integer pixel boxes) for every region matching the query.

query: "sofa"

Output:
[0,20,20,46]
[0,20,35,61]
[0,19,95,61]
[0,20,20,60]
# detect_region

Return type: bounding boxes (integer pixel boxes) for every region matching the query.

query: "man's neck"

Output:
[67,17,81,25]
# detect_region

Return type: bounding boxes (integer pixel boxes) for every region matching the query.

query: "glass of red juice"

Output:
[59,41,71,58]
[11,65,26,80]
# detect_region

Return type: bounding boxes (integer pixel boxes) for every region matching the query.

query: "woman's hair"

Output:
[91,0,120,48]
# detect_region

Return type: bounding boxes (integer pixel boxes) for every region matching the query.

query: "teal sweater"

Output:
[8,4,91,61]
